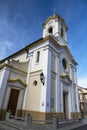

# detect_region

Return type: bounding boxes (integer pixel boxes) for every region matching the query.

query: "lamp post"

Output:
[40,72,45,85]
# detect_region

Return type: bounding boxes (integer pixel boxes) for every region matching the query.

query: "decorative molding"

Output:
[30,69,42,75]
[7,79,27,87]
[0,34,77,66]
[0,64,27,74]
[60,73,72,83]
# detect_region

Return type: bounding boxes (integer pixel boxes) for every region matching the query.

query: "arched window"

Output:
[36,51,40,63]
[61,28,64,38]
[62,58,67,70]
[48,27,53,34]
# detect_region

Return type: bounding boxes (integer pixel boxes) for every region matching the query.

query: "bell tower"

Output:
[42,14,68,46]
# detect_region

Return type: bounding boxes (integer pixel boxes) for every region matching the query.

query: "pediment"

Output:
[7,79,27,88]
[60,74,72,85]
[62,46,77,65]
[59,48,71,64]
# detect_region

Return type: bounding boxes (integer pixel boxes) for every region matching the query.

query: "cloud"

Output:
[3,41,14,50]
[0,40,14,60]
[78,76,87,88]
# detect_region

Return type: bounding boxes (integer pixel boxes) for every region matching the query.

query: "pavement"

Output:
[0,119,87,130]
[58,123,87,130]
[71,125,87,130]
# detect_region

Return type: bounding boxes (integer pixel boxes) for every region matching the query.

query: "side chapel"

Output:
[0,14,80,120]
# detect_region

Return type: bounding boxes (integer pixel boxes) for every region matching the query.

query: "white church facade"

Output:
[0,14,80,120]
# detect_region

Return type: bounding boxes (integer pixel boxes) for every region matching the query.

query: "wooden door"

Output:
[7,89,19,116]
[63,93,66,118]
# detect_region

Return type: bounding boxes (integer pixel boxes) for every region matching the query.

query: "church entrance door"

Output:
[7,89,19,116]
[63,92,68,119]
[63,93,66,118]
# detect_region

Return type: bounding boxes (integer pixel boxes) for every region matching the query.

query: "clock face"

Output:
[62,58,67,70]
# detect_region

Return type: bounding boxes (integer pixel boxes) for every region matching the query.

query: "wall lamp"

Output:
[40,72,45,85]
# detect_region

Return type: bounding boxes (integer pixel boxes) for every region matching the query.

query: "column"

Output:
[71,83,75,112]
[74,68,80,112]
[69,64,75,112]
[68,86,72,118]
[40,46,52,112]
[0,67,10,108]
[55,54,61,112]
[60,80,63,112]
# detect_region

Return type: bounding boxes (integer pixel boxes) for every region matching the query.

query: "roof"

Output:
[0,38,43,64]
[78,86,87,90]
[0,35,77,65]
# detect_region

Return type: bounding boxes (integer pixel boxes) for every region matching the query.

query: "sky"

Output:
[0,0,87,88]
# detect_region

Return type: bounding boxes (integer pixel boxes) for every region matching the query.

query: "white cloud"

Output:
[78,76,87,88]
[0,40,14,60]
[4,40,14,50]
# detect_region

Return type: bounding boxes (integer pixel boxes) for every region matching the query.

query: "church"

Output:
[0,14,80,120]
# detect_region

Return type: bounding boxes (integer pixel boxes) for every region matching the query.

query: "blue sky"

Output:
[0,0,87,87]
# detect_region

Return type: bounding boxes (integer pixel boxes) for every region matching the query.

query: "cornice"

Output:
[0,63,27,74]
[63,45,78,65]
[0,35,77,66]
[0,38,43,64]
[30,69,42,75]
[7,79,27,87]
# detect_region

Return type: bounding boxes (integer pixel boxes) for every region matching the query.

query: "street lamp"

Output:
[40,72,45,85]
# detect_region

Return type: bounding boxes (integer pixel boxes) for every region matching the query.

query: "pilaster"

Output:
[0,67,10,108]
[40,45,52,112]
[55,54,61,112]
[74,68,80,112]
[60,79,63,112]
[71,83,75,112]
[68,86,72,118]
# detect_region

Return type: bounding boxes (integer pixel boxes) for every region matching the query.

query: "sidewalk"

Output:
[0,122,87,130]
[0,120,87,130]
[58,122,87,130]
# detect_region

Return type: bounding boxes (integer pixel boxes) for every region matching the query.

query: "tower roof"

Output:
[43,14,68,30]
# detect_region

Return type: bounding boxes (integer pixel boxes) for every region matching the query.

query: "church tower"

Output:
[43,14,68,46]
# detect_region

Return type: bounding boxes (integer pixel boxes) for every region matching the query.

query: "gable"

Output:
[59,46,77,66]
[59,49,71,63]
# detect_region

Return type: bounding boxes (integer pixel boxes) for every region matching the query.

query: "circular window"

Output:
[62,58,67,70]
[33,80,37,86]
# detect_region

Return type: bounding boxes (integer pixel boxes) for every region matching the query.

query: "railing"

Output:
[32,119,52,124]
[9,115,25,121]
[5,112,82,129]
